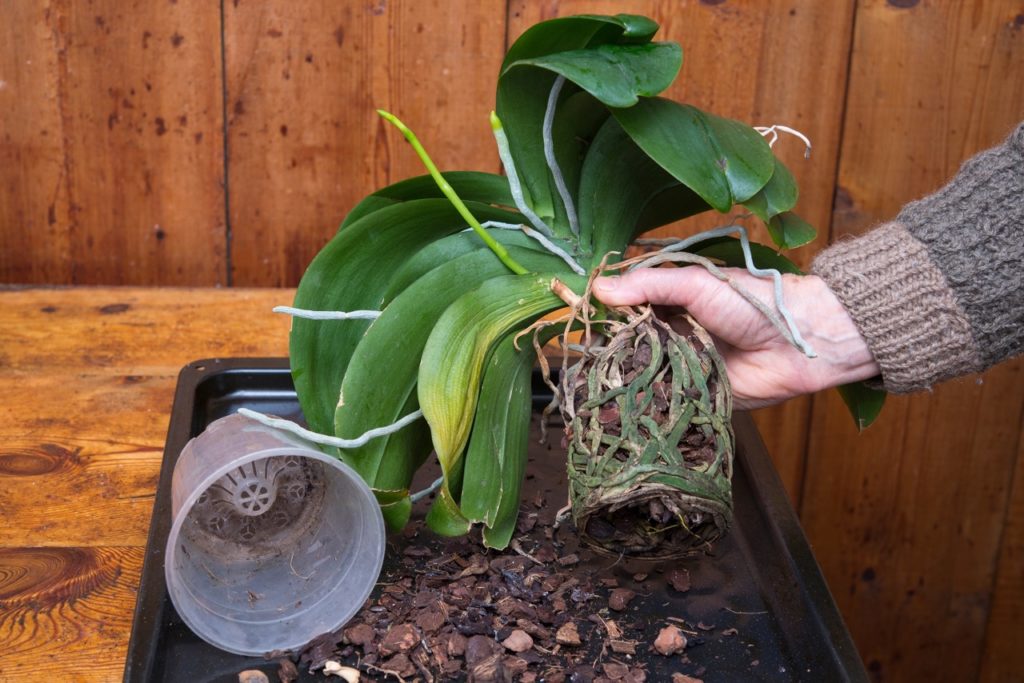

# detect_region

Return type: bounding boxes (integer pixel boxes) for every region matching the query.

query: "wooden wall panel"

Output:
[0,0,226,286]
[801,2,1024,681]
[224,0,507,287]
[508,0,856,502]
[0,2,72,284]
[980,424,1024,683]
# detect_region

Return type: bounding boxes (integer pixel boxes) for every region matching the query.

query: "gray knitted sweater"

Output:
[812,122,1024,393]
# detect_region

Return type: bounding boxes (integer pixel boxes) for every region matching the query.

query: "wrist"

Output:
[791,274,881,390]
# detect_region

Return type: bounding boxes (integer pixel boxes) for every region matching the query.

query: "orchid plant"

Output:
[254,14,884,552]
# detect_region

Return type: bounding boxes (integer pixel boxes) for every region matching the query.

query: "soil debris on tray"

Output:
[276,658,299,683]
[278,472,744,682]
[668,568,691,593]
[653,626,688,656]
[671,674,704,683]
[608,588,636,612]
[322,661,360,681]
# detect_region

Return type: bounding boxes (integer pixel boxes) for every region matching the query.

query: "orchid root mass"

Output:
[561,308,734,558]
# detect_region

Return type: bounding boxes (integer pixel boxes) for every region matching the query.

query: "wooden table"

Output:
[0,287,293,682]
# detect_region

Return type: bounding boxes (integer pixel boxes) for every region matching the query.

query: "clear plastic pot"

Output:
[165,412,385,656]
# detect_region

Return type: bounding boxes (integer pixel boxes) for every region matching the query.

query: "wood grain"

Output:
[0,436,160,548]
[979,422,1024,683]
[803,1,1024,680]
[0,289,289,548]
[0,287,290,681]
[0,0,226,287]
[224,0,507,287]
[508,0,856,503]
[0,2,73,284]
[0,546,143,682]
[0,287,290,372]
[0,291,289,536]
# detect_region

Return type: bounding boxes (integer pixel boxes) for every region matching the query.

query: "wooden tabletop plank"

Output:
[0,433,160,548]
[0,547,144,682]
[1,287,291,371]
[0,287,293,681]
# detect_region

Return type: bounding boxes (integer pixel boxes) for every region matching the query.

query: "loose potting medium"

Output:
[165,413,386,656]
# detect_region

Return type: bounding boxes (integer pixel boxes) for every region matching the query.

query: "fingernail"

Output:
[594,276,619,291]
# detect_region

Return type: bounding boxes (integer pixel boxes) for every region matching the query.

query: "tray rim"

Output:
[124,357,868,682]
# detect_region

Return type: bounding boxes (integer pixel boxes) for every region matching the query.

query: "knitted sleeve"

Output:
[811,122,1024,393]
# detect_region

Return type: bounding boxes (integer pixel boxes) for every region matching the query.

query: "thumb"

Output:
[593,269,705,307]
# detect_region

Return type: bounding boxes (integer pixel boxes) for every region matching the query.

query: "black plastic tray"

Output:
[124,358,867,682]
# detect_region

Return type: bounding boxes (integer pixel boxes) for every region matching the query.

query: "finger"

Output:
[593,268,712,307]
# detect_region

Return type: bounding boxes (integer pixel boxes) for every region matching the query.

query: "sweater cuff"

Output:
[811,222,983,393]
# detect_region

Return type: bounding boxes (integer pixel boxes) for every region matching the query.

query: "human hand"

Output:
[592,267,880,409]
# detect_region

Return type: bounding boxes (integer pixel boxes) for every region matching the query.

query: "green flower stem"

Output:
[377,109,528,276]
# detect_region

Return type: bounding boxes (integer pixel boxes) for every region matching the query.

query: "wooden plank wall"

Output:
[1,1,1021,680]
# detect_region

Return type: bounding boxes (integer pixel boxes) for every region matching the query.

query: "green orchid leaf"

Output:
[501,14,658,70]
[633,183,713,237]
[612,98,775,212]
[579,117,706,265]
[383,229,571,304]
[418,273,584,537]
[426,486,472,537]
[459,330,537,528]
[767,211,817,250]
[837,381,887,431]
[740,158,815,249]
[418,273,583,471]
[497,14,661,234]
[336,245,572,490]
[742,156,798,223]
[291,198,521,435]
[341,171,515,230]
[508,42,682,108]
[380,497,413,531]
[496,73,605,234]
[546,90,613,232]
[479,327,561,549]
[573,13,660,43]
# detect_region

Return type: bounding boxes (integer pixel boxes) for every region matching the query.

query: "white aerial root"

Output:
[237,408,423,449]
[542,76,581,237]
[479,220,585,275]
[273,306,381,321]
[754,124,812,159]
[491,114,555,237]
[626,224,817,357]
[409,475,444,503]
